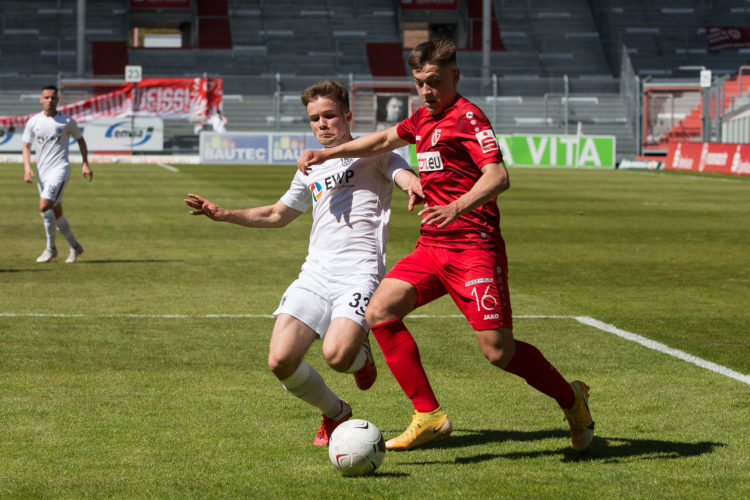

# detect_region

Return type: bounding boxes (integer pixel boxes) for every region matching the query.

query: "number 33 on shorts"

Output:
[349,293,370,317]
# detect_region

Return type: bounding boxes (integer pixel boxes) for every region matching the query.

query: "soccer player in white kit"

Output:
[23,85,92,263]
[184,80,421,445]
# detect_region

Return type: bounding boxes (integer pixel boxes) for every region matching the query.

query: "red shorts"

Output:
[386,242,512,330]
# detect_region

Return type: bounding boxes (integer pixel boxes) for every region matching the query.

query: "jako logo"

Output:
[310,181,323,202]
[105,121,154,146]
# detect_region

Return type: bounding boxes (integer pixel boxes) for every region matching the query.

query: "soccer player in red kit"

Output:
[298,39,594,452]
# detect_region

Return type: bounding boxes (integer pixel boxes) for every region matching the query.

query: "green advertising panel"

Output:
[409,134,616,168]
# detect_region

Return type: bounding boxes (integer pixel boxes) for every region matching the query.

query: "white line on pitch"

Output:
[157,162,179,172]
[2,312,748,386]
[574,316,750,386]
[0,313,272,318]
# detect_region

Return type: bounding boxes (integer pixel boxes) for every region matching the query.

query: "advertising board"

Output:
[1,118,164,152]
[665,142,750,176]
[200,132,411,165]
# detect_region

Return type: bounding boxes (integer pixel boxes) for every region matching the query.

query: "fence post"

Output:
[564,74,569,135]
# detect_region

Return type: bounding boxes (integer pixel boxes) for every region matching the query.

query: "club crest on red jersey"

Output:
[475,129,499,153]
[431,128,441,146]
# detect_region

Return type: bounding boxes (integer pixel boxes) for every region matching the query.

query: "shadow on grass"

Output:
[369,472,410,478]
[0,268,52,273]
[1,260,181,271]
[391,428,724,465]
[79,259,184,264]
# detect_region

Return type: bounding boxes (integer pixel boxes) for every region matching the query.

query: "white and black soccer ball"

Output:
[328,419,386,476]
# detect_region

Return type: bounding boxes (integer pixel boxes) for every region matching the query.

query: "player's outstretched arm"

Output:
[297,126,409,174]
[185,193,302,228]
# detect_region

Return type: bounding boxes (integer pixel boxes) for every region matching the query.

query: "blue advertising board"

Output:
[200,132,325,164]
[199,131,410,165]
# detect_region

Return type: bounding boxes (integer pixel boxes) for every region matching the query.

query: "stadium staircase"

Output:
[647,70,750,149]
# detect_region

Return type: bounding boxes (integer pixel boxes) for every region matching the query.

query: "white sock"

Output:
[345,347,367,374]
[40,209,57,249]
[281,361,341,417]
[56,215,79,249]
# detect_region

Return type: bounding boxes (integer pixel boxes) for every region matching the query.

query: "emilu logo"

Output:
[310,181,324,202]
[105,121,153,146]
[0,127,15,146]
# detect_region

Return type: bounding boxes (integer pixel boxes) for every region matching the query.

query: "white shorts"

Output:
[273,271,380,338]
[37,170,70,203]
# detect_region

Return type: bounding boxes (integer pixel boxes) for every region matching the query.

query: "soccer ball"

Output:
[328,419,386,476]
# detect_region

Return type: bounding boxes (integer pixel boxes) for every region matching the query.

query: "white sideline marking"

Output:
[574,316,750,386]
[156,162,179,172]
[2,313,748,386]
[0,313,273,319]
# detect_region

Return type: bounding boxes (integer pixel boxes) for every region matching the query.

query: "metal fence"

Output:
[4,55,750,159]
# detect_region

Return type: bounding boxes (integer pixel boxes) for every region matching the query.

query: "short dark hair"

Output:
[301,79,350,112]
[41,85,58,93]
[407,38,457,71]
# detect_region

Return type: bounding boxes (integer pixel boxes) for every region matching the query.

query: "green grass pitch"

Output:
[2,162,749,497]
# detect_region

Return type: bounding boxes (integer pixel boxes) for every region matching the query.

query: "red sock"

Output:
[371,319,440,412]
[503,340,575,409]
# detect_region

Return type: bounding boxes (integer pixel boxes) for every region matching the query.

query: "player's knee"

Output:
[267,353,295,379]
[364,300,391,326]
[321,344,351,372]
[483,347,512,368]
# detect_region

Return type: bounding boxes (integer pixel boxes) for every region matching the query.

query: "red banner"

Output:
[706,26,750,52]
[129,0,191,9]
[399,0,458,10]
[0,78,222,127]
[665,142,750,176]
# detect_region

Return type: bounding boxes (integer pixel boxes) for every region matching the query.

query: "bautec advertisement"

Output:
[200,132,411,165]
[0,118,164,152]
[200,132,320,164]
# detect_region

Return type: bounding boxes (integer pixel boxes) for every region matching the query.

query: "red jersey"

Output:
[396,95,503,248]
[396,94,504,249]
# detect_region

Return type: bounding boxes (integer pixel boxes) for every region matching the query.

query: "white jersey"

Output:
[207,114,226,132]
[22,112,82,179]
[281,152,411,278]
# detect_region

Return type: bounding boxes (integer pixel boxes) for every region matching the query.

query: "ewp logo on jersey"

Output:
[309,169,355,202]
[310,181,324,202]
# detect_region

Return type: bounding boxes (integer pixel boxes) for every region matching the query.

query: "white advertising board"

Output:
[0,117,164,152]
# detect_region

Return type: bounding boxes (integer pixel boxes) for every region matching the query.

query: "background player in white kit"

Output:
[184,80,421,445]
[23,85,92,263]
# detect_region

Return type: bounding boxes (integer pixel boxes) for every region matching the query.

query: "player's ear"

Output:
[453,68,460,86]
[345,110,352,124]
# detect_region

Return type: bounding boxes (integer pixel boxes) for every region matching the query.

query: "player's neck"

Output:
[43,110,58,118]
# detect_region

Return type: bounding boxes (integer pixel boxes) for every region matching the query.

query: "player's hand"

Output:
[82,162,93,182]
[407,179,424,212]
[185,193,224,221]
[418,203,460,228]
[23,169,34,183]
[297,149,327,175]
